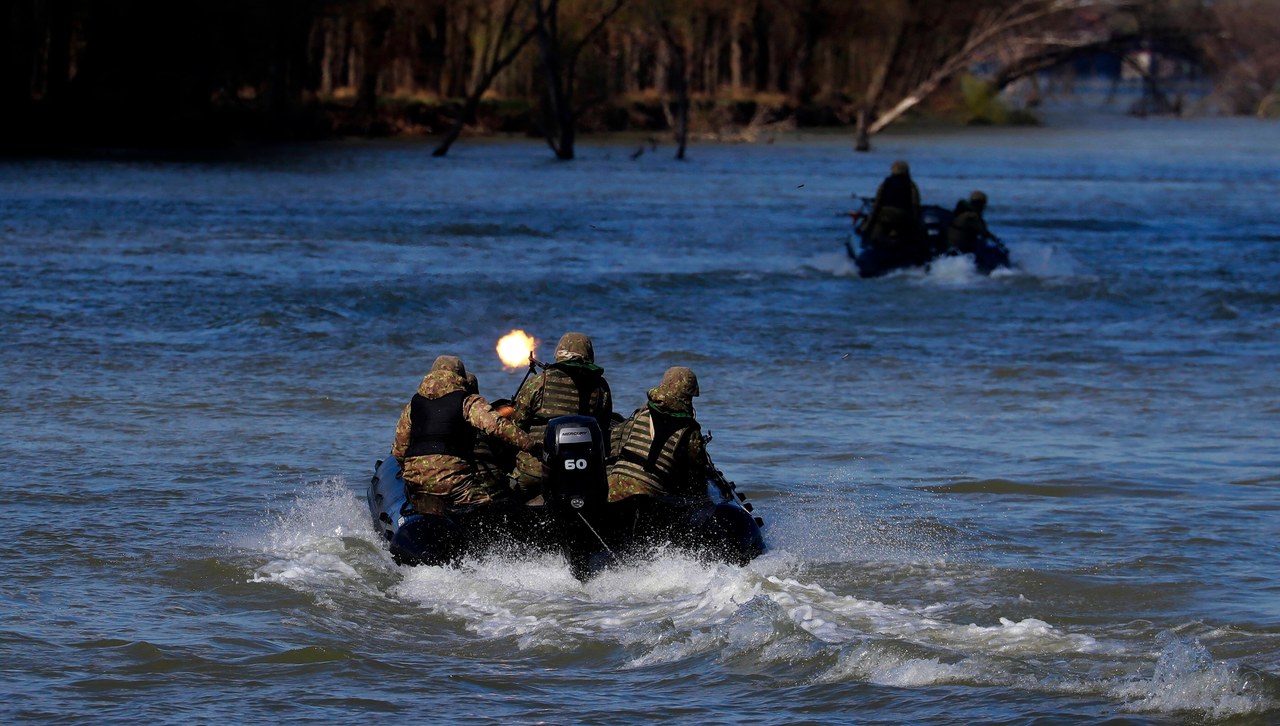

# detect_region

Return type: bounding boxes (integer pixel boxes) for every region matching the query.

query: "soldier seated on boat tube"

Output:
[605,366,711,509]
[392,355,540,515]
[947,190,994,255]
[509,332,613,499]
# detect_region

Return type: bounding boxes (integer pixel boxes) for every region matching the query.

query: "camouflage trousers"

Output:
[867,206,915,246]
[510,450,549,496]
[606,472,662,503]
[402,454,505,510]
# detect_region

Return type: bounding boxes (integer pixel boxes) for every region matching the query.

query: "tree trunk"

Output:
[534,0,573,159]
[556,113,575,160]
[752,3,770,92]
[661,22,689,160]
[853,11,906,152]
[1258,92,1279,119]
[357,6,395,123]
[656,40,669,94]
[533,0,626,161]
[730,7,743,93]
[318,20,335,96]
[433,92,482,156]
[433,2,538,157]
[854,108,871,152]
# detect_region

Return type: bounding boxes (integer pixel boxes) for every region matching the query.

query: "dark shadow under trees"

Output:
[1,0,1255,156]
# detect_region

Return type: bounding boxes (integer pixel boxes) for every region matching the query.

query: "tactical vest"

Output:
[947,205,985,252]
[405,390,473,459]
[878,174,916,210]
[527,365,607,440]
[610,407,700,496]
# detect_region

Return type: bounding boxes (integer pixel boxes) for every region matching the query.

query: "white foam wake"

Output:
[245,477,389,596]
[241,482,1274,719]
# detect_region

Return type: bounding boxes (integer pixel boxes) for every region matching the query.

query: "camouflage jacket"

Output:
[392,370,533,504]
[865,174,922,241]
[947,200,990,253]
[511,361,612,439]
[606,400,708,502]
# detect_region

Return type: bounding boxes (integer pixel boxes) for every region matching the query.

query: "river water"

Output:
[2,116,1278,724]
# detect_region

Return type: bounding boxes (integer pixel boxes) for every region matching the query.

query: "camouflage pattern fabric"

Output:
[553,331,594,363]
[511,331,611,438]
[606,367,707,502]
[867,205,915,244]
[510,365,612,493]
[392,368,534,508]
[865,164,922,246]
[510,450,548,496]
[646,366,698,413]
[462,370,513,497]
[947,198,991,254]
[606,405,707,502]
[510,333,612,494]
[512,366,612,431]
[431,354,465,377]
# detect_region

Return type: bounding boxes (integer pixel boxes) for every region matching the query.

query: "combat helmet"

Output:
[554,332,595,364]
[648,366,700,410]
[431,354,466,378]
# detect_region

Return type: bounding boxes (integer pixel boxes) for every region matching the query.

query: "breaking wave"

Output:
[240,482,1276,719]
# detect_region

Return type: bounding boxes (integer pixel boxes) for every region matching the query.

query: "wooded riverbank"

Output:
[5,0,1275,155]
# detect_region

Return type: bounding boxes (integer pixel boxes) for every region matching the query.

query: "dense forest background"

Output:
[4,0,1277,155]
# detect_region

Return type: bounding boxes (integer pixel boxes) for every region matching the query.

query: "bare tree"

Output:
[636,0,708,159]
[852,0,1128,151]
[356,1,397,125]
[1202,0,1280,116]
[657,18,691,159]
[532,0,628,160]
[433,0,539,156]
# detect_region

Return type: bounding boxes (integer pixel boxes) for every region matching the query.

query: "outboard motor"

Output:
[541,415,613,578]
[541,415,609,515]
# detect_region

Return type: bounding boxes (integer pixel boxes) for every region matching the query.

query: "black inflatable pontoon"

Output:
[845,196,1011,278]
[368,415,764,579]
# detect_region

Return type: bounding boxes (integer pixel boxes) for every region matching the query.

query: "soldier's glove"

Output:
[526,440,544,458]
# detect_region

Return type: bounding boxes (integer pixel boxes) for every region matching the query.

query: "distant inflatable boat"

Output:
[845,197,1012,278]
[367,415,765,579]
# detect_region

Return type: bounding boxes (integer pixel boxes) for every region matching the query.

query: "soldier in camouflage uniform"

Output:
[509,332,613,496]
[392,355,538,514]
[464,372,520,496]
[947,190,992,255]
[862,159,922,250]
[606,366,709,503]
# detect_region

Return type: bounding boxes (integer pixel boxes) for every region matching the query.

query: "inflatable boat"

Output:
[845,195,1011,278]
[367,415,765,579]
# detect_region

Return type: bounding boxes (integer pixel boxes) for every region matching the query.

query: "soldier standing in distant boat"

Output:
[861,159,922,252]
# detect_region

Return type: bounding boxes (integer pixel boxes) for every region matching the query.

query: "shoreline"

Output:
[2,100,1268,160]
[1,77,1239,157]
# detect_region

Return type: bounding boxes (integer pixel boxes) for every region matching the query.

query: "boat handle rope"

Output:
[576,511,616,558]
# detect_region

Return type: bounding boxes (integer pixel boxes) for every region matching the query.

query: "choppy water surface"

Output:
[2,117,1279,724]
